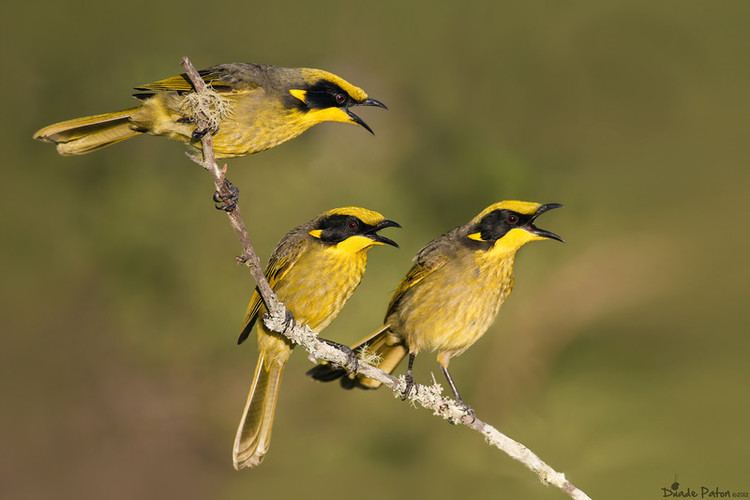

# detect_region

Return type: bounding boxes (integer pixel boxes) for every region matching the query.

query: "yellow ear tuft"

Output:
[289,89,307,103]
[467,232,484,241]
[308,229,323,239]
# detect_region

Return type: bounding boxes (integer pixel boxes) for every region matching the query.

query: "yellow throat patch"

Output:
[493,228,546,252]
[335,235,382,253]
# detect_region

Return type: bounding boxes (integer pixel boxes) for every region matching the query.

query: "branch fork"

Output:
[179,56,591,500]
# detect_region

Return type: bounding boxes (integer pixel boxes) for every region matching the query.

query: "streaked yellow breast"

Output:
[273,244,369,331]
[132,91,319,158]
[211,94,315,157]
[256,241,372,366]
[389,248,516,357]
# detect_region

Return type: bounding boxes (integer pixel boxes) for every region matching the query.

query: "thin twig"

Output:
[180,56,591,500]
[180,57,280,315]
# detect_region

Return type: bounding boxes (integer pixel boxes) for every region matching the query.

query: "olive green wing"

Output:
[237,232,308,345]
[385,234,451,319]
[133,64,263,96]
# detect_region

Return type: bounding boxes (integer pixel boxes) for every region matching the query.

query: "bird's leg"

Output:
[438,353,475,423]
[319,338,358,374]
[401,353,416,400]
[213,178,240,212]
[441,365,464,402]
[261,307,295,338]
[281,308,295,332]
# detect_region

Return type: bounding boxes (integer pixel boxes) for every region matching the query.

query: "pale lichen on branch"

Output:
[179,55,591,500]
[179,87,229,133]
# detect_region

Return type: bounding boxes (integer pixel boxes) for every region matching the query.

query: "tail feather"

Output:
[33,108,141,155]
[307,325,407,390]
[233,352,284,469]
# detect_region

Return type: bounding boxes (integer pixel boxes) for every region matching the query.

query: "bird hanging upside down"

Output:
[234,207,400,470]
[33,63,386,157]
[308,201,563,412]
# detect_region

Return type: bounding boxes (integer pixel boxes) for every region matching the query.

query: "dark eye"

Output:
[335,93,347,105]
[507,214,519,225]
[348,220,358,230]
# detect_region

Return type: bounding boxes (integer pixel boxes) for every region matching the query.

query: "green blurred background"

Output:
[2,1,748,499]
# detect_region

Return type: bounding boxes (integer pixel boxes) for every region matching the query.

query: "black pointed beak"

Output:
[346,98,387,135]
[358,97,388,110]
[526,203,564,242]
[346,108,374,134]
[366,219,401,247]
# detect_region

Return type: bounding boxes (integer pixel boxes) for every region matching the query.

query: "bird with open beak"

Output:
[234,206,399,469]
[309,201,563,413]
[34,63,387,158]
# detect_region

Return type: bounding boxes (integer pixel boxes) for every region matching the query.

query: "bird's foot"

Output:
[213,179,239,212]
[320,338,359,374]
[281,308,295,332]
[400,373,415,401]
[452,400,476,425]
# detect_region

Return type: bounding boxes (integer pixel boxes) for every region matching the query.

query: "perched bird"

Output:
[308,201,563,406]
[33,63,386,157]
[234,207,399,469]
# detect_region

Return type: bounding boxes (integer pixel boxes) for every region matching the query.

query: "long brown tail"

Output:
[233,352,285,469]
[307,325,408,390]
[33,108,141,155]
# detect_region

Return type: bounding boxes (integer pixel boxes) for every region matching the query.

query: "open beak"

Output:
[347,98,387,135]
[365,219,401,247]
[525,203,564,242]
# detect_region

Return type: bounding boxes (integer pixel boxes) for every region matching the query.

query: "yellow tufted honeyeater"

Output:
[33,63,386,157]
[233,207,399,469]
[308,201,562,407]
